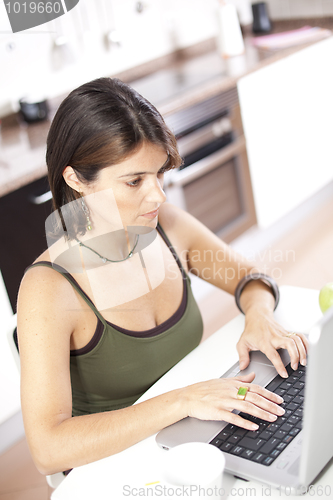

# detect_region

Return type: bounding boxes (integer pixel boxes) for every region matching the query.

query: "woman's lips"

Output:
[141,208,159,219]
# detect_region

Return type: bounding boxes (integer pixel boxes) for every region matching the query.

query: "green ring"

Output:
[237,387,248,396]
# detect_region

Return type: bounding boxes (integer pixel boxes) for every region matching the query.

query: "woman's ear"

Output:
[63,166,82,193]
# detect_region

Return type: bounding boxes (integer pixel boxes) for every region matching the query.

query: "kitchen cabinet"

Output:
[0,175,53,312]
[237,37,333,229]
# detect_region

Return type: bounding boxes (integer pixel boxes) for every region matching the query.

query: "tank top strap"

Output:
[25,261,107,325]
[156,223,188,279]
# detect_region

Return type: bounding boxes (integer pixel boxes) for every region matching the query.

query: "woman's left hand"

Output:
[236,306,309,378]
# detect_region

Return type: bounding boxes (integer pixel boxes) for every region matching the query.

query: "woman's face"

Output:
[82,141,169,231]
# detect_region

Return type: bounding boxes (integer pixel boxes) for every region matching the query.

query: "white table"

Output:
[51,286,333,499]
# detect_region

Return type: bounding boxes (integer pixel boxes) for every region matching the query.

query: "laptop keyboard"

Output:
[210,363,306,466]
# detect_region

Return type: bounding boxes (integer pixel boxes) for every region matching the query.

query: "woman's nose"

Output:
[146,178,167,204]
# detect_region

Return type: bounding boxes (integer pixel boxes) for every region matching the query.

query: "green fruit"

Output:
[319,282,333,313]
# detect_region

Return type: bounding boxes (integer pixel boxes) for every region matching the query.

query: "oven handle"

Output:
[30,190,53,205]
[167,135,246,187]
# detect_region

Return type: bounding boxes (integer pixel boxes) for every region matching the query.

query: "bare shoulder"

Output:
[18,253,77,338]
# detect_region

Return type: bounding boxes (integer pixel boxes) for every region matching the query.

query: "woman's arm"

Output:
[159,203,308,378]
[18,266,283,475]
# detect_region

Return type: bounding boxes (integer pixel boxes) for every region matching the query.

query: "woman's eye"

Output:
[127,178,142,187]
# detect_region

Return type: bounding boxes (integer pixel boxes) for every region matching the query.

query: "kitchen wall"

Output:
[1,0,333,118]
[0,0,218,117]
[266,0,333,19]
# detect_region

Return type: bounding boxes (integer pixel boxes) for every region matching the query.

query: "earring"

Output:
[79,191,92,231]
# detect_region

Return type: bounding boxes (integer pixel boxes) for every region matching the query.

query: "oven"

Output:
[164,87,256,242]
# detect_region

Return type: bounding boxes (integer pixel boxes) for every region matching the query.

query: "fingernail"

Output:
[277,407,285,415]
[301,359,307,366]
[277,396,284,403]
[251,424,259,430]
[282,371,288,378]
[292,363,298,371]
[269,414,277,421]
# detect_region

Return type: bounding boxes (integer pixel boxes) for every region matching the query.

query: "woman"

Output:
[17,77,308,475]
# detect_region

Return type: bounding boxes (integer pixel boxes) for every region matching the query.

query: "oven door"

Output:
[165,135,256,242]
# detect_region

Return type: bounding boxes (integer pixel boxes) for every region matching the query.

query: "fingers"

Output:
[234,372,256,383]
[236,390,285,422]
[236,341,251,371]
[216,410,261,431]
[215,382,285,430]
[261,345,289,378]
[291,333,308,367]
[281,333,308,371]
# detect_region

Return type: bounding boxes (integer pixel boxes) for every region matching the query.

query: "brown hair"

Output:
[46,77,182,237]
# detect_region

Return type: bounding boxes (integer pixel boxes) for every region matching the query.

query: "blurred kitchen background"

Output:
[0,0,333,115]
[1,1,333,498]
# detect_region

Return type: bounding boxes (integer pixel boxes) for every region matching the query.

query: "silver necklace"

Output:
[75,234,139,263]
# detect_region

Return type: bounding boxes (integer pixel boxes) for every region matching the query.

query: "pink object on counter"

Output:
[251,26,332,50]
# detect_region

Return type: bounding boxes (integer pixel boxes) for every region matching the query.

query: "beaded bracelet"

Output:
[234,273,280,314]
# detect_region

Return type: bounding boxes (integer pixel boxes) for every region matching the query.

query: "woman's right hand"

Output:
[181,372,285,430]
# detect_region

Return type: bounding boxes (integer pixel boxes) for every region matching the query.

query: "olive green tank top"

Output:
[26,223,203,416]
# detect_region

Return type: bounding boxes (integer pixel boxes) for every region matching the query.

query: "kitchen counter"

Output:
[0,18,332,198]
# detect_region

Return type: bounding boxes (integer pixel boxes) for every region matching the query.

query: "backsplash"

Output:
[0,0,218,117]
[265,0,333,19]
[1,0,333,117]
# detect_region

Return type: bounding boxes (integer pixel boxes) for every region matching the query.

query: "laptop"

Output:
[156,306,333,494]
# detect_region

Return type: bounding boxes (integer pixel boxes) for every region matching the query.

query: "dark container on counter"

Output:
[252,2,271,33]
[19,95,49,123]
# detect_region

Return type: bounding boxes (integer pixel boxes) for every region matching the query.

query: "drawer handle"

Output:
[30,190,53,205]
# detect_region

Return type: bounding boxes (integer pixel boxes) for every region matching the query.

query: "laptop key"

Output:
[274,430,287,440]
[275,416,287,426]
[263,456,274,466]
[275,388,286,396]
[281,423,293,433]
[289,428,301,436]
[266,376,284,393]
[211,439,223,448]
[245,430,261,438]
[228,435,242,444]
[230,446,244,456]
[266,423,280,433]
[280,382,293,390]
[252,452,266,463]
[286,403,298,411]
[238,437,265,451]
[288,415,300,425]
[242,449,255,459]
[234,428,247,437]
[260,438,281,455]
[287,388,299,396]
[220,442,233,451]
[215,431,230,441]
[260,430,273,440]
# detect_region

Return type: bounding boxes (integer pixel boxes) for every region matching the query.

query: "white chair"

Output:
[6,313,65,489]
